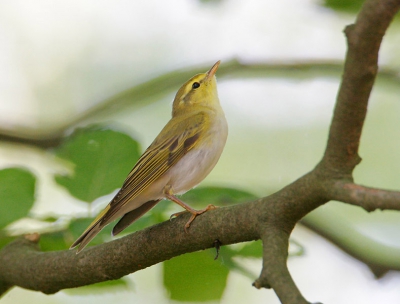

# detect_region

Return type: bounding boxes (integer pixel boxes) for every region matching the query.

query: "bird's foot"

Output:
[170,204,217,233]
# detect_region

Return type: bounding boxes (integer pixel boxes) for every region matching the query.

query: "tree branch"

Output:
[254,228,308,304]
[1,0,400,303]
[331,182,400,211]
[322,0,400,174]
[0,202,257,294]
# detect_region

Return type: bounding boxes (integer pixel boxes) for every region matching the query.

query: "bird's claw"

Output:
[170,204,218,233]
[169,210,188,221]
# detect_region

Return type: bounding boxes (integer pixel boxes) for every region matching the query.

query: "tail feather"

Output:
[70,222,103,253]
[70,205,110,253]
[70,200,160,253]
[112,199,160,236]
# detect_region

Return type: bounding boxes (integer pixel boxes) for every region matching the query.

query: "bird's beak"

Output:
[206,60,221,80]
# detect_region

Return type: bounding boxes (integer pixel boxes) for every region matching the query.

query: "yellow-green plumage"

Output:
[71,61,228,253]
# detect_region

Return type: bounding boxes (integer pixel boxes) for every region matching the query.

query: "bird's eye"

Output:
[192,82,200,89]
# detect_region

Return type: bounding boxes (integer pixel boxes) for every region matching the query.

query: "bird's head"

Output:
[172,61,221,116]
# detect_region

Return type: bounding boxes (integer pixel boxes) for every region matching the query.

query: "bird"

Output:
[70,61,228,253]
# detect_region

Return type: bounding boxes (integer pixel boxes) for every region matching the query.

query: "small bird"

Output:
[71,61,228,253]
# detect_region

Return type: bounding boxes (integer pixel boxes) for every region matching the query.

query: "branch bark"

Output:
[330,182,400,211]
[1,0,400,303]
[322,0,399,175]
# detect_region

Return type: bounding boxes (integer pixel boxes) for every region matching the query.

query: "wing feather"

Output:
[100,112,207,224]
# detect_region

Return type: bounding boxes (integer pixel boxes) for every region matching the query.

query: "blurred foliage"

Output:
[163,250,230,301]
[39,231,70,252]
[235,240,263,258]
[181,186,258,208]
[64,278,131,295]
[0,234,16,249]
[54,126,141,202]
[0,167,36,230]
[162,239,272,301]
[323,0,364,13]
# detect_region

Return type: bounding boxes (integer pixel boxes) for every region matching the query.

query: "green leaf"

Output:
[40,216,59,223]
[39,231,69,251]
[65,278,130,295]
[235,240,263,258]
[0,235,16,250]
[323,0,364,13]
[214,245,258,280]
[181,186,257,208]
[163,250,229,302]
[0,167,36,229]
[54,126,141,202]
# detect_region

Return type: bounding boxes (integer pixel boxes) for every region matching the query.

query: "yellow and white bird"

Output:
[71,61,228,253]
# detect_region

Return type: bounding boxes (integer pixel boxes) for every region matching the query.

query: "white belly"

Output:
[166,114,228,194]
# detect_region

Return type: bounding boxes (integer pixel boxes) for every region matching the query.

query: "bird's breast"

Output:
[167,113,228,194]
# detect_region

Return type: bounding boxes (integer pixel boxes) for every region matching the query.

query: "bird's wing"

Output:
[99,111,208,224]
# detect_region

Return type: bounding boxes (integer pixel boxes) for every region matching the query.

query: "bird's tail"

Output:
[70,205,110,253]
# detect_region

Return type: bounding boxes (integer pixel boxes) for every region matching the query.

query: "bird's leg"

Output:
[164,185,216,233]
